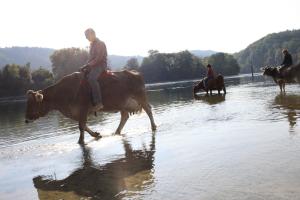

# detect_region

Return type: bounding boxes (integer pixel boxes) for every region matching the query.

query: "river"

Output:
[1,74,300,199]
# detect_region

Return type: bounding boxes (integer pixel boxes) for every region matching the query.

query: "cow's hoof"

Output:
[78,140,85,145]
[114,131,121,135]
[92,132,101,137]
[152,125,157,131]
[95,133,102,140]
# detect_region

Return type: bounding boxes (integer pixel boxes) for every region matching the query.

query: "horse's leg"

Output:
[142,103,157,131]
[115,111,129,135]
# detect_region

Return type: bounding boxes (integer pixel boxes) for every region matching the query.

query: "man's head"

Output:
[282,49,288,55]
[85,28,96,42]
[207,64,212,68]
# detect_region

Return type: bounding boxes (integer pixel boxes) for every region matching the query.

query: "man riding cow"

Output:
[80,28,107,111]
[279,49,293,76]
[203,64,215,89]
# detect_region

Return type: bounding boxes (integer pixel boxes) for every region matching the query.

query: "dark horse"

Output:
[193,75,226,95]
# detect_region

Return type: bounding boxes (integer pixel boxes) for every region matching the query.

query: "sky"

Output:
[0,0,299,56]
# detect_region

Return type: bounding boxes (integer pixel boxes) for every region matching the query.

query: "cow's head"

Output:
[194,80,205,95]
[25,90,44,123]
[261,66,279,77]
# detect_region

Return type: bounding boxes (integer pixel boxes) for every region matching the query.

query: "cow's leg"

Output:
[78,120,86,145]
[218,90,220,95]
[283,82,286,93]
[115,111,129,135]
[210,90,212,95]
[223,86,226,94]
[142,103,157,131]
[85,126,101,138]
[279,83,283,92]
[78,106,89,144]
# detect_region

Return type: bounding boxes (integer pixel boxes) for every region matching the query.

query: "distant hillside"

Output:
[0,47,54,70]
[190,50,217,58]
[235,29,300,73]
[0,47,144,71]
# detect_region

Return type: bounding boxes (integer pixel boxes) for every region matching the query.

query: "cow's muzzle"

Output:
[25,119,34,123]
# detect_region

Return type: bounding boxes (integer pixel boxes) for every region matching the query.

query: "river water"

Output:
[1,74,300,200]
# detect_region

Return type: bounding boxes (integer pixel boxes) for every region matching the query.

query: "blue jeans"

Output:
[204,76,214,89]
[87,67,104,105]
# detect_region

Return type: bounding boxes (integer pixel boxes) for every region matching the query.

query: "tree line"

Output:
[125,50,240,83]
[0,63,53,97]
[0,48,240,97]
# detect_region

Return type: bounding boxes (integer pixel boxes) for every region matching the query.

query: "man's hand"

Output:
[80,64,89,72]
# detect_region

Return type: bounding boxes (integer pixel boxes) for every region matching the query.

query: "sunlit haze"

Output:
[1,0,299,55]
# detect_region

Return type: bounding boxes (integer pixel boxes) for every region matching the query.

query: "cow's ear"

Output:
[26,90,35,97]
[35,93,43,102]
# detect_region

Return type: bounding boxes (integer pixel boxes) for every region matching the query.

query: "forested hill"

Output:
[0,47,143,70]
[0,47,217,70]
[0,47,54,70]
[235,29,300,73]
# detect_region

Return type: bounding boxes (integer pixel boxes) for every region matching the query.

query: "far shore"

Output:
[0,73,261,104]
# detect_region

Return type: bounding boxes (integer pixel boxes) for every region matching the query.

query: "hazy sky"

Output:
[1,0,299,56]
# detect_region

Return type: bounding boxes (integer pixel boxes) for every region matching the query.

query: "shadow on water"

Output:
[33,133,156,200]
[194,94,226,105]
[273,94,300,133]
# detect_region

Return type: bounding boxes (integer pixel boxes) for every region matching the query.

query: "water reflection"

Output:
[273,94,300,133]
[194,94,226,105]
[33,133,156,200]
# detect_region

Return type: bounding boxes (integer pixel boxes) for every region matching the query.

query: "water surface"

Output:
[1,74,300,199]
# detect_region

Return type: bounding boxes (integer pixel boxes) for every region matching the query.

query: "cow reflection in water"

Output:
[33,134,155,200]
[194,94,226,105]
[273,94,300,133]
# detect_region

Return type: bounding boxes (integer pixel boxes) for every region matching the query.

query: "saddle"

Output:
[80,69,117,86]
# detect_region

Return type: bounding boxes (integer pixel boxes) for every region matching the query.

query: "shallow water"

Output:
[1,74,300,199]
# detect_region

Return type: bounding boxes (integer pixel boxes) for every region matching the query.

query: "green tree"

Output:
[31,67,54,89]
[50,48,88,80]
[0,64,32,97]
[140,50,206,83]
[123,57,139,70]
[206,53,240,76]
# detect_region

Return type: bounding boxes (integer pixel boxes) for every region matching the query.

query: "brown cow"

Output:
[193,75,226,95]
[262,64,300,92]
[25,70,157,144]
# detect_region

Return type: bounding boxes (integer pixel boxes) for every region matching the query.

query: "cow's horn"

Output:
[26,90,35,97]
[35,93,44,102]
